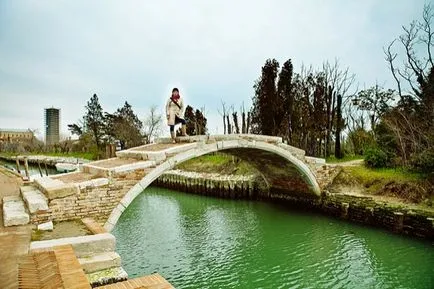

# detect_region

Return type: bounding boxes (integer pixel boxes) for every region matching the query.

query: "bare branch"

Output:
[384,40,403,99]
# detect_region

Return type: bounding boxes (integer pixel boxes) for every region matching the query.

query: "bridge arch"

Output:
[104,139,321,231]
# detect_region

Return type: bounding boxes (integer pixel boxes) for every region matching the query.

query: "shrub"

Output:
[410,149,434,174]
[364,148,388,168]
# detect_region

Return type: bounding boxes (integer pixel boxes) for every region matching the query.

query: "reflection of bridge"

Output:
[6,134,333,232]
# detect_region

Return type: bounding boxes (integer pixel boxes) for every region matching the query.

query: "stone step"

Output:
[78,251,121,273]
[2,195,30,226]
[34,176,78,200]
[86,266,128,287]
[20,186,48,214]
[30,233,116,258]
[81,160,156,177]
[116,143,197,162]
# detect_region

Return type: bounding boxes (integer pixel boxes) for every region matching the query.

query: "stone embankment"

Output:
[154,169,263,199]
[154,169,434,240]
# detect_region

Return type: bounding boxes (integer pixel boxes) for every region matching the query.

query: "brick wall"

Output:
[31,170,147,225]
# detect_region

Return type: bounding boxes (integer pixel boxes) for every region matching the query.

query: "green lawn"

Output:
[345,166,423,183]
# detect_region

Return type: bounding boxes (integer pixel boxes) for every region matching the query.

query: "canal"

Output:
[0,159,58,177]
[114,187,433,289]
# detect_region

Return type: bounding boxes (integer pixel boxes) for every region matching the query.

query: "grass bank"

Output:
[176,153,258,176]
[333,165,432,205]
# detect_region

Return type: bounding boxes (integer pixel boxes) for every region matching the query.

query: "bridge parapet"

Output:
[156,134,284,145]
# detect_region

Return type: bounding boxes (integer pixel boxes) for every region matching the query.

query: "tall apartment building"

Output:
[45,108,60,145]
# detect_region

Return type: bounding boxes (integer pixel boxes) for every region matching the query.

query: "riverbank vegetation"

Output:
[177,152,433,207]
[333,166,432,206]
[176,153,258,176]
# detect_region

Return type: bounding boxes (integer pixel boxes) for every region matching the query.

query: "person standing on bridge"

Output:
[166,87,188,143]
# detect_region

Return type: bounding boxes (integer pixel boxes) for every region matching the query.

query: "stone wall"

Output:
[154,170,266,199]
[31,170,147,225]
[321,192,434,239]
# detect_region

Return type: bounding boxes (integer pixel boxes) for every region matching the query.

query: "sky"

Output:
[0,0,428,140]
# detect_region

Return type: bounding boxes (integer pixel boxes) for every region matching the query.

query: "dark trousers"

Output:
[170,116,186,132]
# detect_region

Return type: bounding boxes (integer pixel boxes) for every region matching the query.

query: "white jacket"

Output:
[166,97,185,125]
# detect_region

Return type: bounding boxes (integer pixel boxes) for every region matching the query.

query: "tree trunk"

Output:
[223,114,226,134]
[242,111,246,134]
[246,112,251,134]
[335,94,343,159]
[325,87,333,157]
[226,115,232,134]
[233,112,240,134]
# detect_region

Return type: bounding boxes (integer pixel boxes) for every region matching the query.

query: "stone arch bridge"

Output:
[17,135,336,231]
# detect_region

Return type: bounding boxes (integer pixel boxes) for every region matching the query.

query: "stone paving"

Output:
[53,172,99,183]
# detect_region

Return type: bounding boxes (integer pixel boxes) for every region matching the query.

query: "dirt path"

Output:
[333,159,364,167]
[0,167,32,289]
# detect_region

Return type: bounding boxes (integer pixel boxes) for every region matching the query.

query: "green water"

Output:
[113,187,434,289]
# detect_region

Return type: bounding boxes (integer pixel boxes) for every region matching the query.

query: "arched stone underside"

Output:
[104,140,321,231]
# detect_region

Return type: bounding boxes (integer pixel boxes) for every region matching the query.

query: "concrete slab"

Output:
[30,233,116,257]
[78,252,121,273]
[21,188,48,213]
[3,196,30,226]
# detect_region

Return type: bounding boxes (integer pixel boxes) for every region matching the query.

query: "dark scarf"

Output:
[171,94,180,101]
[170,95,181,109]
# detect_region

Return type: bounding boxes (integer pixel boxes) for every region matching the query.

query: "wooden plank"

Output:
[53,245,91,289]
[18,251,63,289]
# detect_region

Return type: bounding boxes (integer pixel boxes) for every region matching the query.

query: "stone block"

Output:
[86,266,128,287]
[120,183,144,208]
[35,177,79,200]
[37,221,53,231]
[20,185,38,194]
[78,178,110,189]
[78,252,121,273]
[30,233,116,257]
[112,161,155,174]
[21,188,48,213]
[3,196,30,226]
[144,151,166,162]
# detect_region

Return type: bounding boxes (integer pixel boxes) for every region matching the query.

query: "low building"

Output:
[0,129,34,143]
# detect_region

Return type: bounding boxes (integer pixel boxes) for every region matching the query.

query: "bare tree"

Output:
[246,111,251,134]
[232,108,240,134]
[217,101,228,134]
[385,4,434,99]
[241,102,246,134]
[143,105,163,144]
[226,114,232,134]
